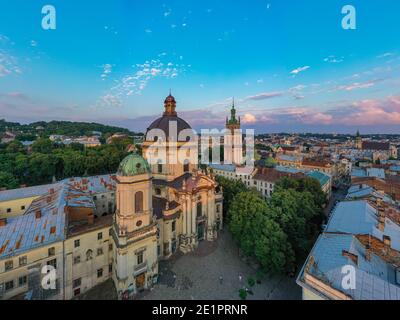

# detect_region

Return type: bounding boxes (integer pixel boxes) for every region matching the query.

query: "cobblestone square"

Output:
[141,231,301,300]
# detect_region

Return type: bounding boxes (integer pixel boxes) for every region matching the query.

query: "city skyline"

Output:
[1,0,400,134]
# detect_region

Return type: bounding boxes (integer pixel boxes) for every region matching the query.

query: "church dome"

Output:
[117,153,151,176]
[146,94,193,141]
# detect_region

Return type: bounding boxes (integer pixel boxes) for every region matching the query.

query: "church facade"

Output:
[111,94,224,298]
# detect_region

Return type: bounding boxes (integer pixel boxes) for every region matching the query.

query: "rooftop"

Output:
[0,184,67,259]
[209,163,236,173]
[0,175,116,259]
[306,170,331,187]
[297,199,400,300]
[253,167,304,183]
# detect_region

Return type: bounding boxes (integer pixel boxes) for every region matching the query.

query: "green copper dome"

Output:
[117,153,151,176]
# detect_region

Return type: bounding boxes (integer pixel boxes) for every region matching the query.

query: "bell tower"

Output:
[224,98,243,165]
[163,91,177,116]
[355,130,362,149]
[112,152,158,300]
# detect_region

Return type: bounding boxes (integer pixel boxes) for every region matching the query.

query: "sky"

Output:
[0,0,399,134]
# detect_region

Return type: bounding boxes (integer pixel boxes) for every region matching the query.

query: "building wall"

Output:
[0,196,39,219]
[0,242,64,300]
[64,226,112,300]
[302,287,326,300]
[93,191,115,217]
[112,231,158,299]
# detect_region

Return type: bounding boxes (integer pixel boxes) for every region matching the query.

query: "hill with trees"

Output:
[0,119,144,189]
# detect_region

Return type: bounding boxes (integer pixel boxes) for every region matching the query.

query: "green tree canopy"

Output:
[215,176,247,218]
[229,191,295,273]
[0,171,19,189]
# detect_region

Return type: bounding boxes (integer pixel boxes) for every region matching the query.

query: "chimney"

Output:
[365,244,371,261]
[342,250,358,266]
[0,218,7,227]
[35,209,42,219]
[378,215,385,232]
[383,235,391,249]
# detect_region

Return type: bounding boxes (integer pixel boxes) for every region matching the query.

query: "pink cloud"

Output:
[340,97,400,125]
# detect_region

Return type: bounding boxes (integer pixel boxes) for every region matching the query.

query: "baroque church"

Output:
[111,94,224,298]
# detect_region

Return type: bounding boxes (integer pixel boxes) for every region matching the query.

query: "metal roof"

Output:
[298,199,400,300]
[0,175,116,259]
[306,170,331,187]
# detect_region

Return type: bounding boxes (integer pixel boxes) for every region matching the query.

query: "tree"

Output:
[32,138,53,154]
[6,140,24,153]
[229,191,295,273]
[28,153,56,184]
[215,176,247,219]
[0,171,19,189]
[268,189,316,260]
[263,157,277,168]
[268,177,327,263]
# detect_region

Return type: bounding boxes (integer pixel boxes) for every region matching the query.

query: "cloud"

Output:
[30,40,38,47]
[337,81,376,91]
[95,55,190,109]
[337,96,400,126]
[0,51,21,77]
[377,52,395,59]
[323,55,344,63]
[100,64,113,80]
[0,92,29,100]
[0,35,10,44]
[290,66,310,76]
[96,94,122,108]
[245,92,284,101]
[242,113,257,123]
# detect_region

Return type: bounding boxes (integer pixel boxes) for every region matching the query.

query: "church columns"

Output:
[207,190,216,240]
[182,197,187,235]
[187,196,192,235]
[207,190,212,227]
[191,197,196,239]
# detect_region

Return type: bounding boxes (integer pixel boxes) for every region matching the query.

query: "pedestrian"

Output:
[239,274,243,282]
[219,275,223,284]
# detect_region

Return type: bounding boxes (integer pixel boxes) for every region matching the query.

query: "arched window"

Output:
[197,202,202,218]
[135,191,144,213]
[157,160,163,174]
[183,160,189,173]
[86,249,93,261]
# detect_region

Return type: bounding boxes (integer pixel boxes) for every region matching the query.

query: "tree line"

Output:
[0,137,134,189]
[0,119,140,139]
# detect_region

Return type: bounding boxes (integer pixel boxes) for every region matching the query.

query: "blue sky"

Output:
[0,0,399,133]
